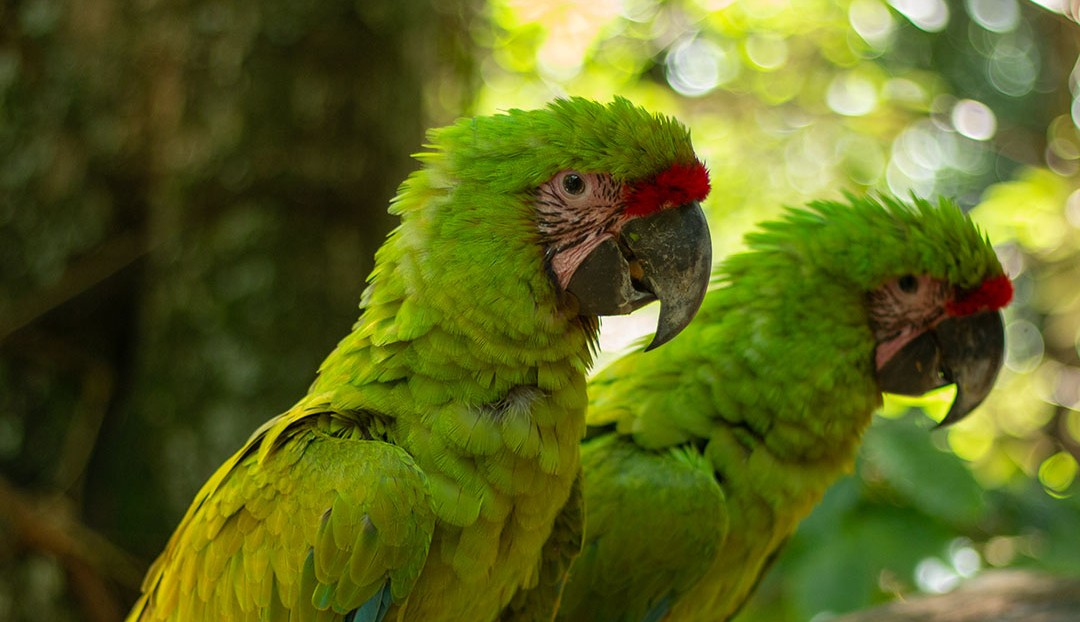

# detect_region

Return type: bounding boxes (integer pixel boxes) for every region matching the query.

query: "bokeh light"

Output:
[965,0,1020,33]
[826,71,880,116]
[952,99,997,141]
[915,557,961,593]
[888,0,950,32]
[745,33,790,71]
[987,32,1039,97]
[1039,451,1078,497]
[666,36,738,97]
[1005,319,1046,374]
[850,0,897,49]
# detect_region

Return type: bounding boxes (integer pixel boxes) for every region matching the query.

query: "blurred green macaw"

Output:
[556,194,1011,622]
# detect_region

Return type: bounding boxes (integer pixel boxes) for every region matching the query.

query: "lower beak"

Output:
[876,311,1006,427]
[566,201,712,350]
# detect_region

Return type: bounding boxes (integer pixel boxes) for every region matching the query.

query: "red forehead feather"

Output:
[946,274,1013,317]
[624,160,711,217]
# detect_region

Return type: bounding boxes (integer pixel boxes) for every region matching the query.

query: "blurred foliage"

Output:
[4,0,1080,620]
[0,0,477,619]
[466,0,1080,620]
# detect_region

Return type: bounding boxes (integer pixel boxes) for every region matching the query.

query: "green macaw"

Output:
[126,98,714,622]
[555,194,1012,622]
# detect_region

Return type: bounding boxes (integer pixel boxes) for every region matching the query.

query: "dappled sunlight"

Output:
[476,0,1077,231]
[666,37,740,96]
[890,0,951,31]
[473,0,1080,619]
[952,98,997,140]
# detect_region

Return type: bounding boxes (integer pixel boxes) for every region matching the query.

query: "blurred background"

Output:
[2,0,1080,620]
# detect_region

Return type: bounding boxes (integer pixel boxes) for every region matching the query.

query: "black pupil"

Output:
[562,174,585,195]
[898,275,918,293]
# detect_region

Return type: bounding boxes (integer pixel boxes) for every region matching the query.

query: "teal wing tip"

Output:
[347,582,393,622]
[642,594,673,622]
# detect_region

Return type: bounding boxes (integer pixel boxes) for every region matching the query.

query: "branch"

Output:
[832,570,1080,621]
[0,475,146,622]
[0,230,148,343]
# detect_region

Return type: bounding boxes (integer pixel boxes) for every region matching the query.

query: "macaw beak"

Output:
[566,201,712,351]
[876,311,1006,427]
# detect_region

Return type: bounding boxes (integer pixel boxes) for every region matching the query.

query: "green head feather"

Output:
[425,97,700,194]
[726,193,1005,294]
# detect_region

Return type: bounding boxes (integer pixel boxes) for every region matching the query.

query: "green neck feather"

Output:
[307,152,596,415]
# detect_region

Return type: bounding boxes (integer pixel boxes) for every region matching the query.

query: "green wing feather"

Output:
[129,410,436,621]
[558,435,726,622]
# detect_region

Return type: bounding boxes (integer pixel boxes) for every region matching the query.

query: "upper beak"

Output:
[876,311,1006,427]
[566,201,712,351]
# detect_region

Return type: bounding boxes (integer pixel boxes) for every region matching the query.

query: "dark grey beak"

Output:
[566,201,712,351]
[877,311,1006,427]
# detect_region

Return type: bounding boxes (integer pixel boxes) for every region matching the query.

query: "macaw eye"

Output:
[562,173,586,196]
[898,274,918,293]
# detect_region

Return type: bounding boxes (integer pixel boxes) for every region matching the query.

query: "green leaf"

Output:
[860,416,986,527]
[786,505,954,619]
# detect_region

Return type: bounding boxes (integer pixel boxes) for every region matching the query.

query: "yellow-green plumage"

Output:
[127,98,707,622]
[555,194,1008,622]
